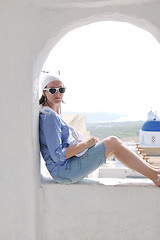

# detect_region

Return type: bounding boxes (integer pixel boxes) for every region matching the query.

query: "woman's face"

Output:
[44,80,65,106]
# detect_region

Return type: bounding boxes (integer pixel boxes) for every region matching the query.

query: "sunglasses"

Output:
[44,87,66,95]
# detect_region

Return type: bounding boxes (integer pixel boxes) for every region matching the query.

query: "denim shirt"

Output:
[39,106,71,177]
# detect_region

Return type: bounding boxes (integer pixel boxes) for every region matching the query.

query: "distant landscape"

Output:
[64,111,129,123]
[87,121,144,142]
[64,111,144,143]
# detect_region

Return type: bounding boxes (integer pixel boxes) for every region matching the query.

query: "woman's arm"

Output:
[41,112,68,163]
[66,136,99,159]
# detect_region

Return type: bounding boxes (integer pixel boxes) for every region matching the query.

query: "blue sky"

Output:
[42,21,160,121]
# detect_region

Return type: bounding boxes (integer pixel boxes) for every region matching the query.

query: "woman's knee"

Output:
[103,136,121,145]
[110,136,122,144]
[102,136,122,153]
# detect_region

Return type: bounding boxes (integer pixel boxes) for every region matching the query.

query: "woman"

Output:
[39,73,160,185]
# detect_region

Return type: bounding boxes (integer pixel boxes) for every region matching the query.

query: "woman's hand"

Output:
[85,136,99,148]
[66,136,99,159]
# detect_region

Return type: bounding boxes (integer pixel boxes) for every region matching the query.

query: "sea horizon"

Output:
[63,111,145,123]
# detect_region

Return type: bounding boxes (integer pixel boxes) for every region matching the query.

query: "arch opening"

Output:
[37,20,160,178]
[41,20,160,122]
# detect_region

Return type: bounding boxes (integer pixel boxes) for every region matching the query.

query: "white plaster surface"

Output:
[98,166,147,178]
[41,178,160,240]
[1,0,160,239]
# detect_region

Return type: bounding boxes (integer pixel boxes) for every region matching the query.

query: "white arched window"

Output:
[40,21,160,178]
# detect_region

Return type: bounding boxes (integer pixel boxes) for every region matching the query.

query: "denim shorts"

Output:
[54,141,106,184]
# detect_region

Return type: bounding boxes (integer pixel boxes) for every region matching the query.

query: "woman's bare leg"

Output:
[102,136,160,186]
[145,161,159,170]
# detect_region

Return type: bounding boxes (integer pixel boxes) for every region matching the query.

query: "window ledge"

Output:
[40,176,159,240]
[41,175,154,187]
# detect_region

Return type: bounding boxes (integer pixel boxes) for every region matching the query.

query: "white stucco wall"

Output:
[41,178,160,240]
[1,0,160,239]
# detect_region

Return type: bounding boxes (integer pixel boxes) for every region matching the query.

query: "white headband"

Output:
[39,73,62,95]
